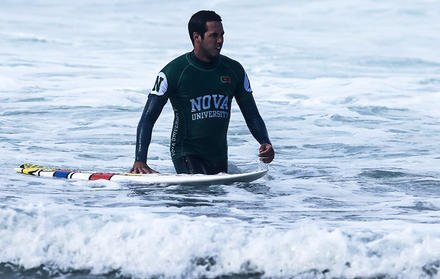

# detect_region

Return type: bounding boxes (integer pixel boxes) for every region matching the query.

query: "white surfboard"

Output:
[16,164,268,185]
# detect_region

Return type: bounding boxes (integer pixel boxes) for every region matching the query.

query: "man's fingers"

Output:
[258,143,274,163]
[143,168,152,174]
[258,146,272,156]
[141,166,158,174]
[259,154,272,163]
[259,148,271,156]
[130,162,157,174]
[259,144,269,153]
[260,156,273,163]
[139,167,152,174]
[140,166,149,174]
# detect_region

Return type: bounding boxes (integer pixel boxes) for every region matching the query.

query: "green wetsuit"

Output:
[135,51,270,172]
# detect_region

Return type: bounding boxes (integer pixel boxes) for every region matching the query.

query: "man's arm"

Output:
[130,94,168,173]
[236,94,275,163]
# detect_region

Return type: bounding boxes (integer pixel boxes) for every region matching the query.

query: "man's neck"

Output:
[190,50,218,67]
[193,49,218,64]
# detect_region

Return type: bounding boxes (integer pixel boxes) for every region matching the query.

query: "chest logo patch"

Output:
[220,76,231,83]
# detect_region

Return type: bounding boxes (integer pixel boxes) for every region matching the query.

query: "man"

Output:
[130,10,274,175]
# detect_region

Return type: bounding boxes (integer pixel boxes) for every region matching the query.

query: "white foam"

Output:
[1,205,440,278]
[0,76,19,91]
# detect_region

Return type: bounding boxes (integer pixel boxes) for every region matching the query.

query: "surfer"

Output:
[130,10,274,175]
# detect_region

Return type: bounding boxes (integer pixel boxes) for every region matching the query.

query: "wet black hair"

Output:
[188,10,222,45]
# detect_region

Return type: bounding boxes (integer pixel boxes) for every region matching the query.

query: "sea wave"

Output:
[1,205,440,279]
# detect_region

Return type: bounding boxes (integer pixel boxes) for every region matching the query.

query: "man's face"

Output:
[196,21,224,61]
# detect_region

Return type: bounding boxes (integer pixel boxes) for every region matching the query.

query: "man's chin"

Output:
[211,50,221,58]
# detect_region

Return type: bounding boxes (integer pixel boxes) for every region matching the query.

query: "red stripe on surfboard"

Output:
[89,173,114,180]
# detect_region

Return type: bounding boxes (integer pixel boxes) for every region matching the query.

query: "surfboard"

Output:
[15,164,268,185]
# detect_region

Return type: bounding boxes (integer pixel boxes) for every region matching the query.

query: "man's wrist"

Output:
[134,155,147,163]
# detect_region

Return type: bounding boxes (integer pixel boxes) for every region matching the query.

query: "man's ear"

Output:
[193,32,201,43]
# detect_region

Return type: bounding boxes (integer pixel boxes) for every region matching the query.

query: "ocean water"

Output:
[1,0,440,278]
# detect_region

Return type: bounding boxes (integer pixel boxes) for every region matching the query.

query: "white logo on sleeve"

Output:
[151,72,168,96]
[244,72,252,93]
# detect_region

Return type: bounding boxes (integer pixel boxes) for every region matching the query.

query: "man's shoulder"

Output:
[219,55,243,68]
[151,53,191,94]
[219,55,246,78]
[162,53,191,74]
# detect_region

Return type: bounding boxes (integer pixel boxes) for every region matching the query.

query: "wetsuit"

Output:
[135,51,271,174]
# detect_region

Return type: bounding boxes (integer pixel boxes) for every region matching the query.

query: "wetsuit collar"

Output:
[189,51,219,69]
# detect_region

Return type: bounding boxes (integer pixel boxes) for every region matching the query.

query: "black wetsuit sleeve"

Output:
[236,94,271,145]
[135,94,168,162]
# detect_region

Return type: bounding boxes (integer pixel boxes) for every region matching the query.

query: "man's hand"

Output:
[130,161,158,174]
[258,143,274,163]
